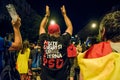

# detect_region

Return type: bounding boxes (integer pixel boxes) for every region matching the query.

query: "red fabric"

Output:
[84,42,112,58]
[48,24,60,34]
[67,44,77,58]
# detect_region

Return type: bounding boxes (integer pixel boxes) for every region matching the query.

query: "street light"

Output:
[91,23,97,28]
[50,20,56,24]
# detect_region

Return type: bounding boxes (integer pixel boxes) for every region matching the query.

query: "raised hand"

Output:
[11,16,21,28]
[61,5,66,15]
[45,5,50,17]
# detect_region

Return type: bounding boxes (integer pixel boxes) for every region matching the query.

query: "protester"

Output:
[29,42,41,80]
[78,11,120,80]
[69,41,82,80]
[39,5,73,80]
[16,40,30,80]
[0,16,22,73]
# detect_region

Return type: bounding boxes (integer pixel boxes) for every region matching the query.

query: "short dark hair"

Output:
[99,11,120,42]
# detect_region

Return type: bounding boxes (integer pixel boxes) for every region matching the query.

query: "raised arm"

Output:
[9,16,22,50]
[61,5,73,35]
[39,5,50,34]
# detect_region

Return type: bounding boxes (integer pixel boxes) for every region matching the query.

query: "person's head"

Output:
[30,43,35,50]
[21,40,30,54]
[99,11,120,42]
[48,23,61,37]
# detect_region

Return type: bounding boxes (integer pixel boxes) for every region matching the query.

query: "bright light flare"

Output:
[50,20,55,24]
[91,23,97,28]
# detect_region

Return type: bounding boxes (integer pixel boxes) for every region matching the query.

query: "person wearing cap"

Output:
[39,5,73,80]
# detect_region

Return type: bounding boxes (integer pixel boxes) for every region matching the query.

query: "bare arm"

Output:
[61,5,73,35]
[9,16,22,50]
[39,5,50,34]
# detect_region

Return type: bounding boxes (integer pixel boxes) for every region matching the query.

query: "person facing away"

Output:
[16,40,31,80]
[29,42,41,80]
[0,16,22,73]
[39,5,73,80]
[78,11,120,80]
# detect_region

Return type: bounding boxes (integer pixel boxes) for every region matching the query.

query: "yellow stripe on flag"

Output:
[77,52,120,80]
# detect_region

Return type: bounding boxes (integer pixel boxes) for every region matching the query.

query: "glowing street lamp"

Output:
[91,23,97,28]
[50,20,56,24]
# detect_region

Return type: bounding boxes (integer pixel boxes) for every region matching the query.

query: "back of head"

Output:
[21,40,29,54]
[48,23,60,34]
[99,11,120,42]
[23,40,29,48]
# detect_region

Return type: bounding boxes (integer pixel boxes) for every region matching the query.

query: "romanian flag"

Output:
[77,42,120,80]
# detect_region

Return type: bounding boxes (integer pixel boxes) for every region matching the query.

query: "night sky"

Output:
[0,0,120,41]
[26,0,120,35]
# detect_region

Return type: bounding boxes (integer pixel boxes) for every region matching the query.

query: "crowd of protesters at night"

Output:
[0,3,120,80]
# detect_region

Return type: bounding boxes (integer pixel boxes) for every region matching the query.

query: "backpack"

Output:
[0,40,20,80]
[31,48,41,71]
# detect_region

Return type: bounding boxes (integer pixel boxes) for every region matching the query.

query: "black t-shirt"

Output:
[39,32,71,80]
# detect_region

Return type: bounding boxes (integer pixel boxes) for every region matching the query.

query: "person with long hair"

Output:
[16,40,30,80]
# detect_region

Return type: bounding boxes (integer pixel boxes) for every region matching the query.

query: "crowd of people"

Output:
[0,4,120,80]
